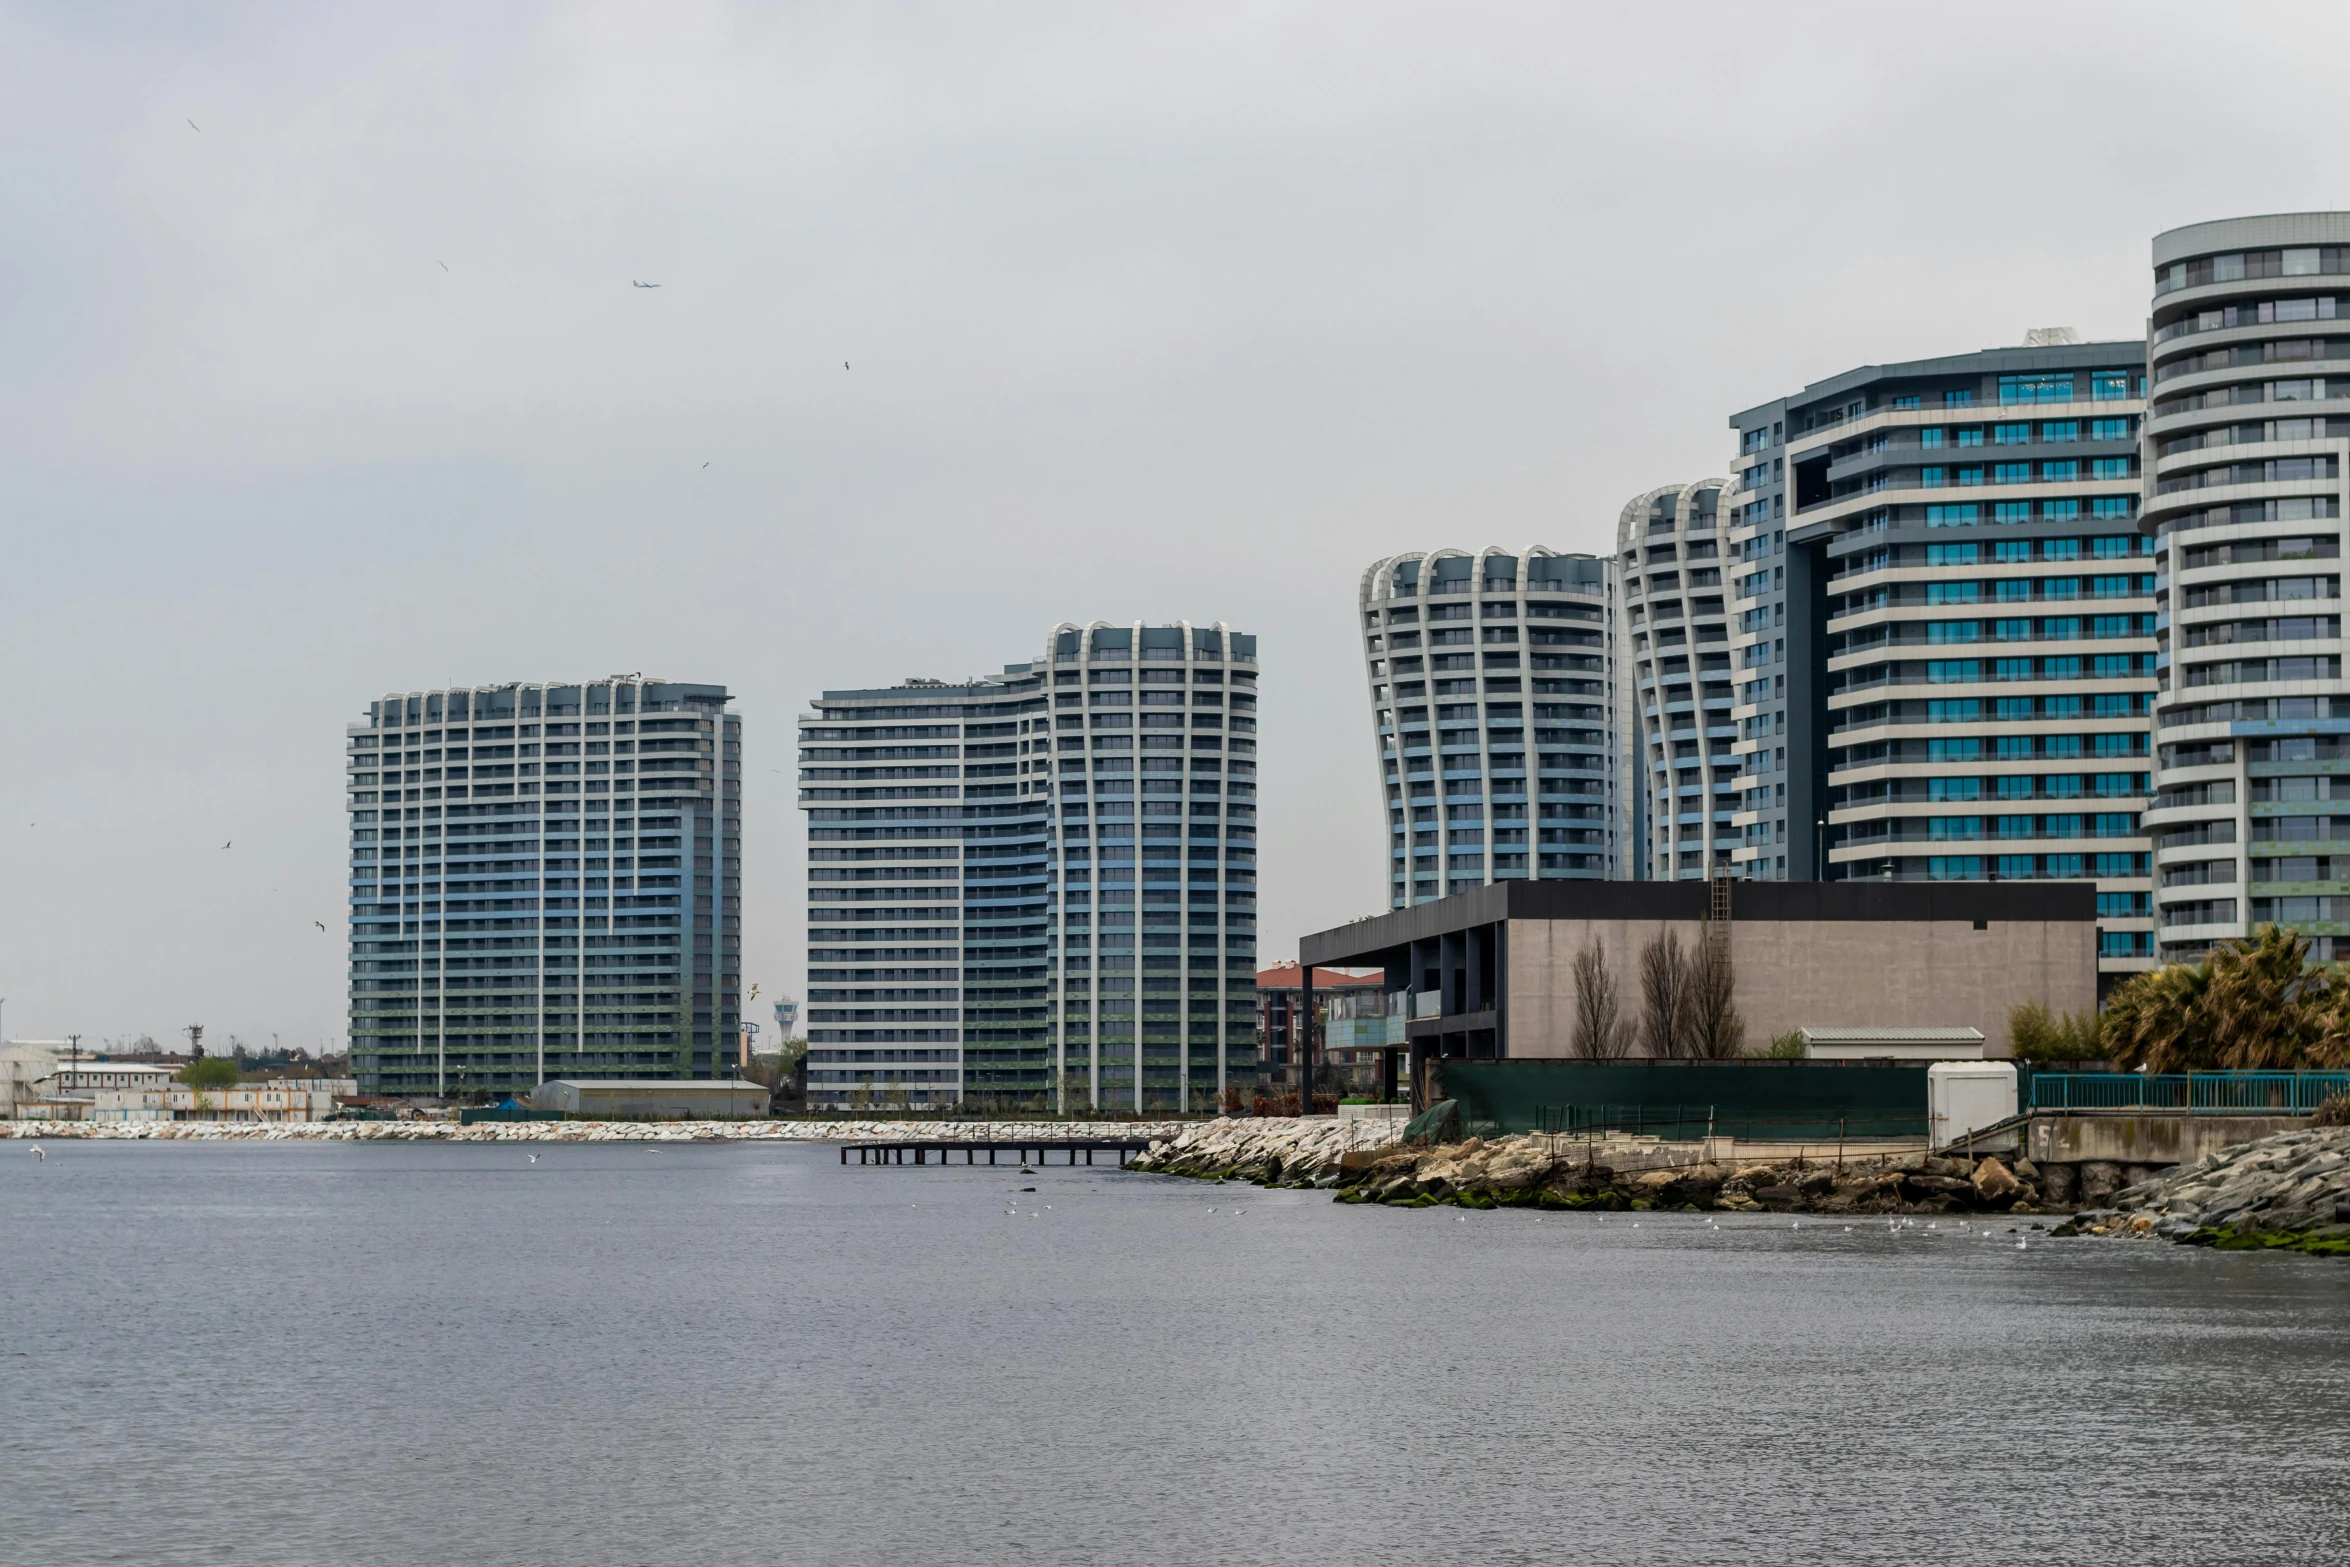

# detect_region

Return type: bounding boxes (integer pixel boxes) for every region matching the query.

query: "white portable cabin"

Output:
[1928,1061,2019,1151]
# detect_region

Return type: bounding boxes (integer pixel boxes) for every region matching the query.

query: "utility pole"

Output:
[185,1023,204,1058]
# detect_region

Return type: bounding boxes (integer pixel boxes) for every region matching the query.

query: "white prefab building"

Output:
[1798,1027,1987,1061]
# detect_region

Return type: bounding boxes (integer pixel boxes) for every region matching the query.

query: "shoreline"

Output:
[1134,1118,2057,1215]
[2,1117,1196,1144]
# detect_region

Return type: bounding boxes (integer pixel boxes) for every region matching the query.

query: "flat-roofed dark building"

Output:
[1298,880,2097,1098]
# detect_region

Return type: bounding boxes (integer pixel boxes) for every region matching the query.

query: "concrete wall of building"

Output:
[1505,916,2097,1059]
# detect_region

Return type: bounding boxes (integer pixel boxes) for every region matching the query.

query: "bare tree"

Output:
[1571,937,1631,1059]
[1686,935,1746,1059]
[1638,929,1691,1059]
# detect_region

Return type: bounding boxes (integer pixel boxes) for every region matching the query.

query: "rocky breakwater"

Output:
[1130,1116,1404,1186]
[1136,1121,2053,1214]
[2059,1125,2350,1256]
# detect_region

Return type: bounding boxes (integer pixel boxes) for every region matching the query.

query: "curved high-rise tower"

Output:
[2145,214,2350,963]
[1616,481,1737,879]
[1357,548,1622,905]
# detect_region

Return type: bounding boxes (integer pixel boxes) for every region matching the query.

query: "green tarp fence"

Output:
[1436,1060,1929,1141]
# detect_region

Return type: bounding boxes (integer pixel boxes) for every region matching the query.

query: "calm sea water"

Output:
[5,1140,2349,1566]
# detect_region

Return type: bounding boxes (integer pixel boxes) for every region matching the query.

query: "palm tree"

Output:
[2103,925,2334,1071]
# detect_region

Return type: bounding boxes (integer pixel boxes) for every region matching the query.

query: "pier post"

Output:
[1299,962,1315,1114]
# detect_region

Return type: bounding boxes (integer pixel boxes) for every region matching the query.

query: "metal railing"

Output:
[2030,1071,2350,1113]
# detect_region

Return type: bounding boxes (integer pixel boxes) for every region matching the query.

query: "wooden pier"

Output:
[839,1138,1157,1168]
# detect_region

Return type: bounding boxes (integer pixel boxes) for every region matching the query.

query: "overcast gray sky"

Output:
[3,1,2343,1051]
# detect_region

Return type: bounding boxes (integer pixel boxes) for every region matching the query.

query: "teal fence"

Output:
[2029,1071,2350,1114]
[1437,1060,1929,1141]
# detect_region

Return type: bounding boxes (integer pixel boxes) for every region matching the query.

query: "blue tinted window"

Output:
[2001,375,2074,405]
[1995,424,2032,444]
[1945,390,1975,408]
[2091,372,2130,401]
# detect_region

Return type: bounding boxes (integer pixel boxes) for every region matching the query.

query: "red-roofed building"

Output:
[1255,962,1384,1069]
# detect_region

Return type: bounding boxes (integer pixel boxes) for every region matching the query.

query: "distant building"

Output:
[1614,483,1738,881]
[1255,963,1384,1070]
[1299,880,2097,1077]
[21,1077,355,1124]
[771,996,799,1040]
[799,621,1259,1115]
[47,1061,179,1093]
[1358,548,1626,906]
[347,678,742,1098]
[2143,212,2350,964]
[1,1042,61,1118]
[1721,340,2155,988]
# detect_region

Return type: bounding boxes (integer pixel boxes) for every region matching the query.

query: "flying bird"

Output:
[187,119,200,132]
[314,921,326,932]
[701,461,709,469]
[31,1146,44,1160]
[527,1153,539,1164]
[221,840,232,850]
[438,260,449,272]
[843,361,850,370]
[632,280,661,289]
